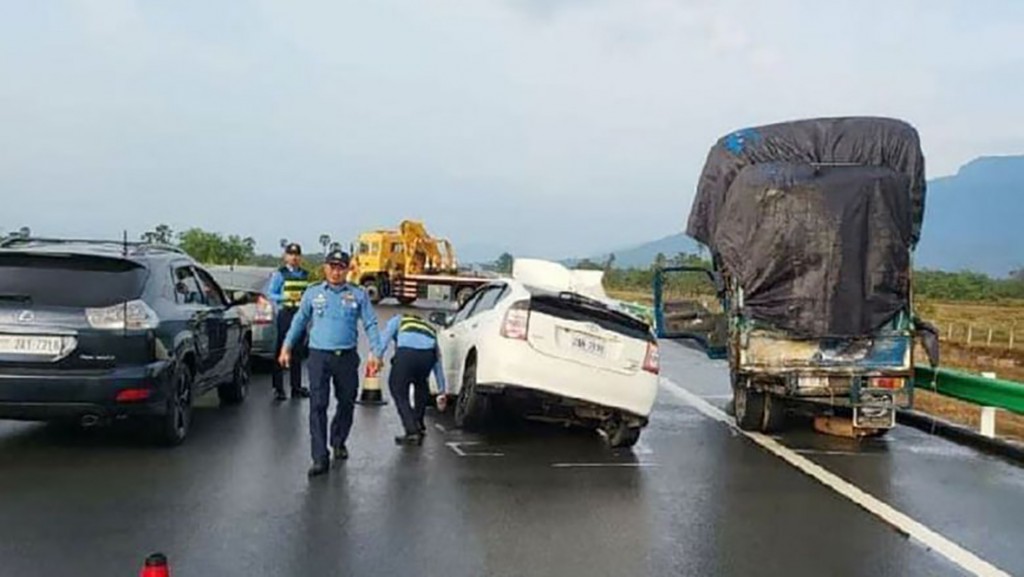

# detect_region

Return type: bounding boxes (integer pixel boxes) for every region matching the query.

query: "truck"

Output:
[349,220,491,306]
[655,117,939,435]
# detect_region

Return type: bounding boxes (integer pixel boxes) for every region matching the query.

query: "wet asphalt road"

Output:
[2,305,1024,576]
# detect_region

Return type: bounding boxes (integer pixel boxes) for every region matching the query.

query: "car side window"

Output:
[174,266,204,305]
[452,290,485,325]
[194,268,228,308]
[470,285,506,317]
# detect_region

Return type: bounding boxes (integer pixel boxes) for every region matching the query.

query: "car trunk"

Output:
[0,252,153,370]
[526,293,652,376]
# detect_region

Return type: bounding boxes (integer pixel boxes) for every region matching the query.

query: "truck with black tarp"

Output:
[658,116,938,434]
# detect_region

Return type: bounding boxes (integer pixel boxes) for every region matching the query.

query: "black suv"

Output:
[0,238,252,445]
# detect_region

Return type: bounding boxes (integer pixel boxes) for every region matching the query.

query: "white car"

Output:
[428,259,660,448]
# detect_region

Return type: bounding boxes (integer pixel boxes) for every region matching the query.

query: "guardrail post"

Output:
[987,327,994,346]
[1010,326,1016,350]
[967,325,974,346]
[980,372,998,438]
[946,323,954,341]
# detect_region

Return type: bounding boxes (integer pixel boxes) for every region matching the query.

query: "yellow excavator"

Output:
[349,220,486,305]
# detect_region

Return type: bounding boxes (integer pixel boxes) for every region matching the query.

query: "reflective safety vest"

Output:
[280,267,311,308]
[398,315,437,340]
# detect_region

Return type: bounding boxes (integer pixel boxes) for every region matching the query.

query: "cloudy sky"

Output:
[2,0,1022,260]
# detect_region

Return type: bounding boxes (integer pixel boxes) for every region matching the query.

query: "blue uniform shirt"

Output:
[284,282,381,353]
[377,316,447,393]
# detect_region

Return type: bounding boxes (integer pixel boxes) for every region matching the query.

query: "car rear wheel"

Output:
[602,420,642,448]
[454,360,490,430]
[154,364,193,446]
[218,341,251,405]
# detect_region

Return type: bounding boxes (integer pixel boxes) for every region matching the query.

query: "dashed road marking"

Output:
[660,377,1012,577]
[794,449,877,457]
[551,463,658,468]
[445,441,504,457]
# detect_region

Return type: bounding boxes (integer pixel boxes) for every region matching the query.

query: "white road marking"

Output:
[445,441,504,457]
[660,378,1012,577]
[434,423,447,433]
[794,449,877,457]
[552,463,658,468]
[633,440,654,455]
[701,394,735,400]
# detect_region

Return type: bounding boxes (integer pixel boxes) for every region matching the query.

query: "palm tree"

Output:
[319,234,332,254]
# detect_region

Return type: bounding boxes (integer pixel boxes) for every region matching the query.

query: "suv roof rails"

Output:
[0,236,189,257]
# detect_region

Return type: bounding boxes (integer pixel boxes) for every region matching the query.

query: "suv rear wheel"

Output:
[455,359,490,430]
[218,341,251,405]
[154,363,193,446]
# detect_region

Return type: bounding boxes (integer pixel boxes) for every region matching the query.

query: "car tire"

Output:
[603,421,642,448]
[154,363,193,446]
[218,341,251,405]
[454,360,490,430]
[397,296,417,307]
[734,384,765,432]
[363,280,382,305]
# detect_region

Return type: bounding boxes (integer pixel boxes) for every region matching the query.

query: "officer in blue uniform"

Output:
[376,313,448,446]
[265,243,312,401]
[279,249,382,477]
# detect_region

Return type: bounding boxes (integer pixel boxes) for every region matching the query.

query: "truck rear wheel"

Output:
[734,386,765,432]
[362,280,382,304]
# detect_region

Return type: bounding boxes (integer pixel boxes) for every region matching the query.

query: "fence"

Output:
[937,321,1019,350]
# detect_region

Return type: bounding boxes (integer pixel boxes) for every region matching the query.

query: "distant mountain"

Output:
[916,156,1024,277]
[570,155,1023,276]
[567,233,703,269]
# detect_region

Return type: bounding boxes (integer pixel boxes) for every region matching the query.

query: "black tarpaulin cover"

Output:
[687,116,926,247]
[711,163,913,338]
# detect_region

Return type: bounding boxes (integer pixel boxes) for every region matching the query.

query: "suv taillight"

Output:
[86,300,160,330]
[643,342,660,374]
[254,296,274,325]
[500,301,530,340]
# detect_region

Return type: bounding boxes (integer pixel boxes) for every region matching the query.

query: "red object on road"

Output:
[140,553,170,577]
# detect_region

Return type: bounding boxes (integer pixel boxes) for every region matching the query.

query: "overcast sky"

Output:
[2,0,1022,259]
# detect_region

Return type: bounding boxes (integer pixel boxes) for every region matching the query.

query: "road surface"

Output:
[1,304,1023,576]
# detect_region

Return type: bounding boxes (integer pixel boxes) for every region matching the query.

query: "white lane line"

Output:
[434,423,447,433]
[633,440,654,455]
[660,378,1012,577]
[552,463,658,468]
[794,449,877,457]
[701,394,734,400]
[445,441,504,457]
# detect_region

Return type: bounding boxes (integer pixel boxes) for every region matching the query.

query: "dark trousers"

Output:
[388,348,436,435]
[272,307,304,393]
[307,348,360,464]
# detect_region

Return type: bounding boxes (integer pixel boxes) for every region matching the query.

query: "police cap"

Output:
[325,249,351,267]
[284,243,302,255]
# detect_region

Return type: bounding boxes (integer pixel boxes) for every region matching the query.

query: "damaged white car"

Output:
[428,259,659,448]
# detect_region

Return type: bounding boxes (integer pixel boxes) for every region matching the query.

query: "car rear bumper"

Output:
[475,340,659,418]
[0,360,175,422]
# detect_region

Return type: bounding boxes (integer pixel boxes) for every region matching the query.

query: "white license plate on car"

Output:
[569,333,607,357]
[0,335,65,356]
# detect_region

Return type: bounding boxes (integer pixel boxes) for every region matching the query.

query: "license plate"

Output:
[0,334,65,356]
[854,392,895,429]
[569,333,606,357]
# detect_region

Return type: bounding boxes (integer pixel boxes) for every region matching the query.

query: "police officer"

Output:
[375,313,448,446]
[265,243,312,401]
[278,249,382,477]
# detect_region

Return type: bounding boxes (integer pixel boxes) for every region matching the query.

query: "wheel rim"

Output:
[174,372,192,436]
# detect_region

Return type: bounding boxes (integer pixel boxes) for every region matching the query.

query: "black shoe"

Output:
[307,461,330,477]
[274,389,288,401]
[394,433,425,446]
[418,421,427,435]
[332,445,349,461]
[291,387,311,399]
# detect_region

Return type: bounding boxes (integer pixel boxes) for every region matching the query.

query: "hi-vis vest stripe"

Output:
[399,316,437,339]
[282,278,310,308]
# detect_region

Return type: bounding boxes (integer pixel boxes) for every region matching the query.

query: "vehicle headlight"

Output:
[86,300,160,330]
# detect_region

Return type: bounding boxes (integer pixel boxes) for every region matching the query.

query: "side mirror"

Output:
[428,311,449,327]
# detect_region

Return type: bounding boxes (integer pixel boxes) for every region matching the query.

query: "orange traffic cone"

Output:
[140,553,170,577]
[357,360,387,406]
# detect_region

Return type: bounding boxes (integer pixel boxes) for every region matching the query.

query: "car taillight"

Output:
[86,300,160,330]
[116,388,153,402]
[254,296,274,325]
[643,342,660,374]
[871,377,904,390]
[500,301,530,340]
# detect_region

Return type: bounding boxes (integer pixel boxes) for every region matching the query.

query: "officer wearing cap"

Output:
[278,249,383,477]
[375,313,448,446]
[265,243,312,401]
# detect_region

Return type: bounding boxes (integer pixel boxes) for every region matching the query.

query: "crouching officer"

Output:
[266,243,311,401]
[375,313,447,446]
[278,249,382,478]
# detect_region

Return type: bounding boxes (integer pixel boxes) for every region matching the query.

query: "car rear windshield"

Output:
[530,293,653,342]
[0,253,148,308]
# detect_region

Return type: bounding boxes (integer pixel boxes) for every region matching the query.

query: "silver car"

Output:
[208,265,278,360]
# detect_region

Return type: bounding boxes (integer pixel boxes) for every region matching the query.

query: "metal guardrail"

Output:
[915,366,1024,415]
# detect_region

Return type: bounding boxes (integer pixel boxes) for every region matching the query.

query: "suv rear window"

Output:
[530,293,653,342]
[0,253,148,308]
